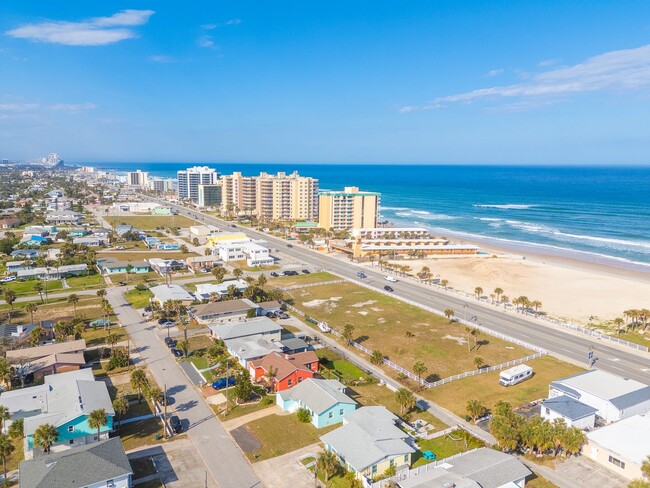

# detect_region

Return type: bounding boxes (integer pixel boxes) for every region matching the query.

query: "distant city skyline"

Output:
[2,1,650,165]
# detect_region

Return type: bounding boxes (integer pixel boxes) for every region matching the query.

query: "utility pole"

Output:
[163,383,168,438]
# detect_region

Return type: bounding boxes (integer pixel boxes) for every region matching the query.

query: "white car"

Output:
[318,322,331,333]
[385,276,398,283]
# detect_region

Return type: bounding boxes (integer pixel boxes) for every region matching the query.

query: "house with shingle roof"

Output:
[549,369,650,423]
[277,378,356,428]
[0,368,114,459]
[5,339,87,382]
[320,406,415,479]
[541,395,598,429]
[19,437,132,488]
[249,351,319,391]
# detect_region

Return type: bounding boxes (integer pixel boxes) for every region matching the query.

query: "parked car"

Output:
[164,336,175,345]
[357,272,366,279]
[0,276,16,283]
[278,312,289,319]
[169,415,183,434]
[318,322,331,333]
[118,281,126,286]
[116,246,125,250]
[287,270,299,276]
[287,244,293,248]
[171,348,183,357]
[158,318,170,325]
[302,269,310,274]
[265,311,275,318]
[270,272,279,277]
[385,276,398,283]
[162,321,176,328]
[212,377,236,390]
[384,285,394,292]
[231,224,237,228]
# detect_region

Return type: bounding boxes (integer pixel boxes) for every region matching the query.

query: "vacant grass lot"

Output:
[82,325,128,347]
[113,215,198,229]
[287,283,531,380]
[412,431,485,467]
[125,289,154,309]
[0,296,106,323]
[316,348,368,382]
[98,251,195,261]
[65,274,106,291]
[2,279,62,296]
[269,271,339,288]
[117,417,165,451]
[243,413,337,462]
[109,271,162,285]
[424,356,584,417]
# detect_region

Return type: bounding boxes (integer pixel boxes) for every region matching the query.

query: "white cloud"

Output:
[0,101,96,114]
[0,103,41,113]
[6,9,154,46]
[538,58,561,67]
[150,55,173,63]
[198,35,215,48]
[201,24,218,30]
[201,19,241,29]
[485,68,504,78]
[49,102,97,113]
[402,44,650,111]
[224,19,241,25]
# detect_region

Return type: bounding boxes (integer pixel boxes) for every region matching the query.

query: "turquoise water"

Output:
[94,163,650,270]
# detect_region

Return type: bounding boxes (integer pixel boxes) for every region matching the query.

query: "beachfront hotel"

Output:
[177,166,220,202]
[127,169,149,187]
[220,171,319,221]
[318,186,380,231]
[197,182,223,208]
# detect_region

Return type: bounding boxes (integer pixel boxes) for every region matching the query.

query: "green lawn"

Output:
[213,394,276,420]
[109,271,162,285]
[616,331,650,349]
[185,356,209,370]
[136,481,164,488]
[231,260,280,272]
[116,417,166,451]
[316,348,369,383]
[0,296,106,323]
[424,356,584,418]
[82,325,128,347]
[287,282,531,380]
[6,436,24,472]
[243,413,337,462]
[412,430,484,467]
[2,279,62,296]
[98,251,194,261]
[187,334,215,354]
[112,215,198,229]
[269,271,339,288]
[65,274,106,291]
[125,288,154,309]
[526,473,560,488]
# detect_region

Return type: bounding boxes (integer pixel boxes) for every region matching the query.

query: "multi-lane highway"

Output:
[149,197,650,384]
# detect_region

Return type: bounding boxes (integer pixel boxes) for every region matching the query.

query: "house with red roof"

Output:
[249,351,319,392]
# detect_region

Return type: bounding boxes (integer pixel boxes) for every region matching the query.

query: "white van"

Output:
[499,365,533,387]
[385,276,397,283]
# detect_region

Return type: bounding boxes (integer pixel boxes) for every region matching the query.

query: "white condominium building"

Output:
[318,186,380,231]
[221,171,319,221]
[127,169,149,187]
[148,177,175,192]
[177,166,219,202]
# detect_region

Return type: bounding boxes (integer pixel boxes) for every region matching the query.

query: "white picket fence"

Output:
[279,279,345,291]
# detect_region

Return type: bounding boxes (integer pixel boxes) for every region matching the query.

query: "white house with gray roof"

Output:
[541,395,598,429]
[397,447,531,488]
[320,406,415,480]
[549,369,650,423]
[19,437,132,488]
[277,378,357,428]
[210,317,284,367]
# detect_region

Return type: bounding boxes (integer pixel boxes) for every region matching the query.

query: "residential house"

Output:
[19,437,132,488]
[549,370,650,423]
[541,395,598,430]
[147,258,186,276]
[320,406,415,480]
[0,369,114,459]
[585,414,650,481]
[149,284,195,306]
[73,236,105,247]
[16,264,88,280]
[23,225,57,237]
[209,317,283,367]
[68,228,89,237]
[257,300,283,315]
[6,260,33,272]
[114,225,134,237]
[277,378,356,428]
[97,259,151,275]
[396,447,531,488]
[194,280,249,301]
[0,218,20,229]
[215,239,274,267]
[276,336,311,354]
[45,210,83,225]
[5,339,87,382]
[144,236,180,250]
[10,249,42,259]
[192,298,257,324]
[250,351,319,391]
[185,255,221,272]
[0,323,36,344]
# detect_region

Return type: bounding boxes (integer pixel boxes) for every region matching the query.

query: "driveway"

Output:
[522,454,627,488]
[253,442,320,488]
[107,288,262,488]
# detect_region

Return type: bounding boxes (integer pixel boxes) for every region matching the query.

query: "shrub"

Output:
[261,396,274,406]
[106,348,129,371]
[296,407,312,423]
[135,283,148,291]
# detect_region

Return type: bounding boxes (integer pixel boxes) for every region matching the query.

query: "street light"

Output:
[44,267,51,303]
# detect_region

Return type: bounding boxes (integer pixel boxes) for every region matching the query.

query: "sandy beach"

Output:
[386,246,650,326]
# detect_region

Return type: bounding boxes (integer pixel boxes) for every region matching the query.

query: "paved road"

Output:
[149,197,650,384]
[105,287,262,488]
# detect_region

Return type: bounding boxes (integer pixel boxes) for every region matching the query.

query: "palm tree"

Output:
[342,323,355,345]
[96,288,107,299]
[466,399,486,421]
[33,423,58,453]
[413,361,427,389]
[88,409,107,441]
[28,326,43,347]
[125,264,134,283]
[316,449,340,482]
[212,266,226,283]
[0,406,9,433]
[112,396,128,433]
[146,386,162,407]
[106,333,120,351]
[130,369,148,404]
[257,274,267,288]
[0,360,11,389]
[370,350,384,365]
[3,291,16,325]
[530,300,542,314]
[395,388,416,415]
[440,279,449,288]
[627,479,650,488]
[473,356,484,369]
[613,317,625,336]
[0,434,15,486]
[641,455,650,479]
[67,294,80,315]
[444,309,455,322]
[26,302,38,325]
[177,339,190,358]
[474,287,483,299]
[233,268,244,280]
[501,295,509,307]
[494,287,504,303]
[34,282,44,303]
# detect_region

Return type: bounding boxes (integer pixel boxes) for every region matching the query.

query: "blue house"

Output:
[0,369,115,459]
[277,378,357,428]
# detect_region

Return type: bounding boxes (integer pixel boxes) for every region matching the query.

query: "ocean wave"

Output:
[474,204,537,210]
[381,206,410,211]
[395,210,457,221]
[474,217,503,222]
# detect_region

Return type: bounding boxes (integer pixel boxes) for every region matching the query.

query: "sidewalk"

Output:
[221,405,280,431]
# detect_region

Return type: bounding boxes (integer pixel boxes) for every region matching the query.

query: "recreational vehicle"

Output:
[499,364,533,387]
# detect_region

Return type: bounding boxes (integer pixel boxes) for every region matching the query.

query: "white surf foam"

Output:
[474,204,537,210]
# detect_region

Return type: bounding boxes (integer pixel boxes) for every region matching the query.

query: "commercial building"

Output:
[177,166,219,202]
[549,369,650,423]
[220,171,319,221]
[148,177,175,192]
[197,183,223,208]
[585,414,650,481]
[318,186,380,231]
[127,169,149,187]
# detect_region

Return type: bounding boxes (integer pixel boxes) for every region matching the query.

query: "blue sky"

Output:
[2,1,650,164]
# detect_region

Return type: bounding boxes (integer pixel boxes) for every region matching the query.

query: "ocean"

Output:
[94,162,650,272]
